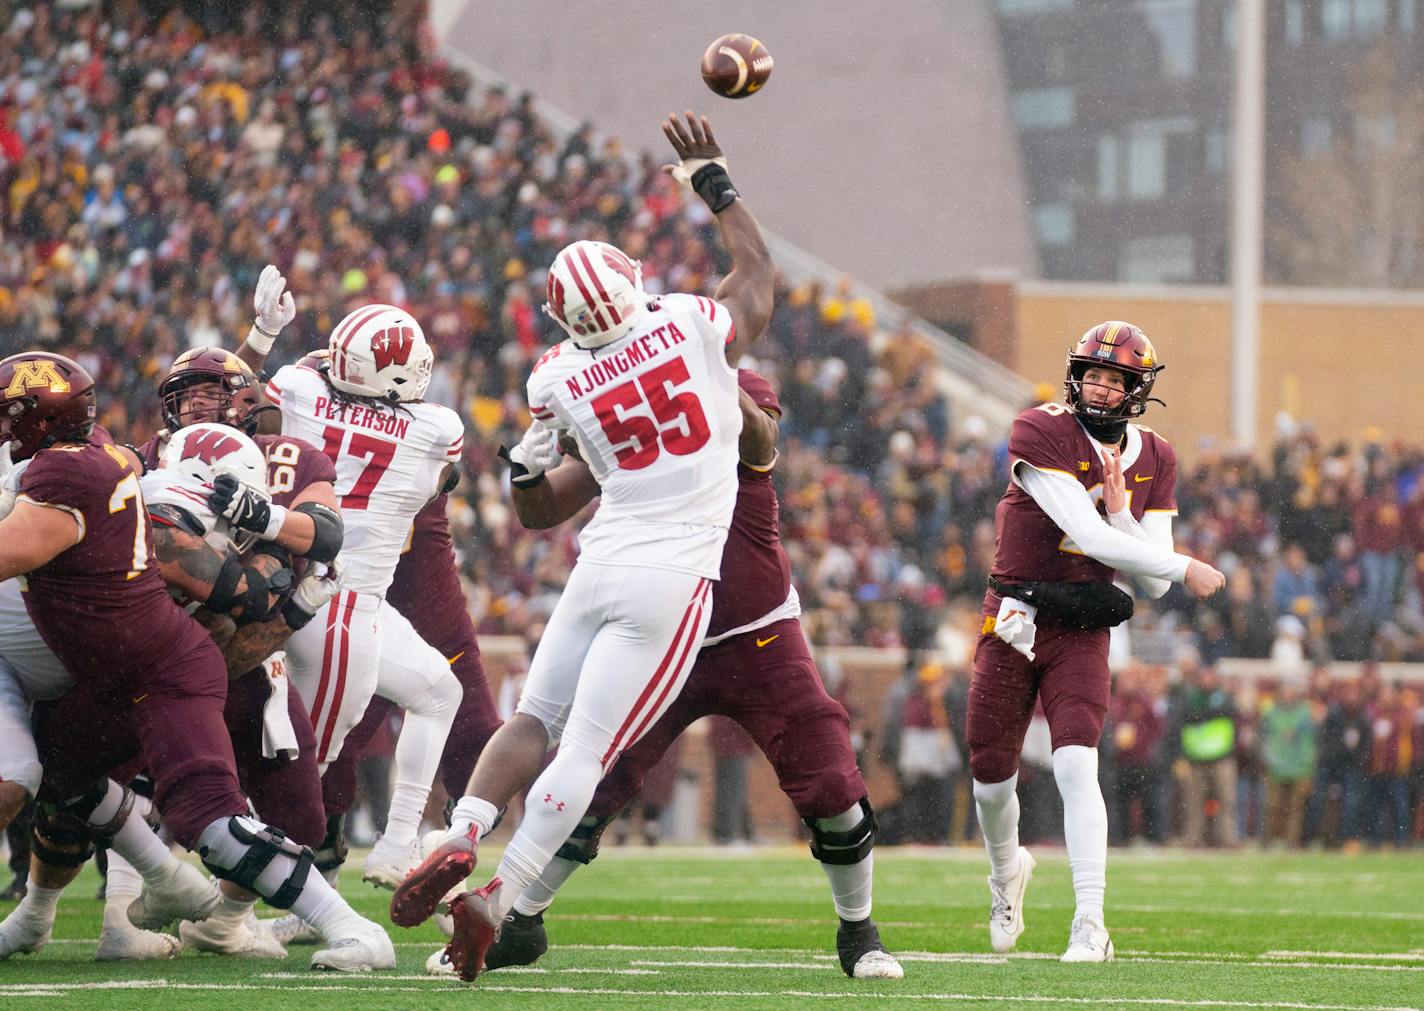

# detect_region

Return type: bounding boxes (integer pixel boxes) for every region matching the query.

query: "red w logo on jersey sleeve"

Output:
[371,326,415,371]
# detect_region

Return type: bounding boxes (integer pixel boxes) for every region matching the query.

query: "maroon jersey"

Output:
[388,493,467,641]
[705,370,793,639]
[18,428,211,692]
[991,404,1178,587]
[253,433,336,509]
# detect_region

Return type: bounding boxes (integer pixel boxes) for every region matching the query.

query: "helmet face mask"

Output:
[1064,321,1163,424]
[327,304,433,403]
[159,348,264,436]
[543,240,647,349]
[0,352,97,461]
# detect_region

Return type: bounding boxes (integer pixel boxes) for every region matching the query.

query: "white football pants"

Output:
[284,589,382,772]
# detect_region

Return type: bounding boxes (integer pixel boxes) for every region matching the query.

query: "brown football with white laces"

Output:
[700,34,773,99]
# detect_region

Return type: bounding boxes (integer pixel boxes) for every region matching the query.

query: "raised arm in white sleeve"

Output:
[1106,507,1175,599]
[1015,463,1192,584]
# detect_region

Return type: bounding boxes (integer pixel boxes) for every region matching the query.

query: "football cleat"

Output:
[2,874,27,901]
[1060,913,1114,963]
[310,919,396,972]
[988,847,1035,954]
[389,825,479,928]
[0,906,52,959]
[127,860,221,932]
[425,945,457,976]
[835,917,903,979]
[483,909,548,971]
[362,833,423,892]
[95,924,181,961]
[263,912,320,945]
[180,915,289,958]
[446,877,503,981]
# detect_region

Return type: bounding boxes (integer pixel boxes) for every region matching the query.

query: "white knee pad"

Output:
[973,773,1019,812]
[1052,745,1099,795]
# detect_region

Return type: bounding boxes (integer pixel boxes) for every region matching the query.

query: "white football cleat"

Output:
[264,912,320,945]
[1060,913,1114,963]
[0,907,53,959]
[95,924,181,961]
[310,919,396,972]
[127,860,220,931]
[988,847,1035,954]
[851,948,905,979]
[362,834,423,891]
[425,945,457,975]
[180,915,289,958]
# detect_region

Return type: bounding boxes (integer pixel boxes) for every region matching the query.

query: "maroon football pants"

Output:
[966,620,1110,785]
[225,665,326,847]
[590,618,866,822]
[34,636,247,848]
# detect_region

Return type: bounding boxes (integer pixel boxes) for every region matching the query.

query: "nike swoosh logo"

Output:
[1134,474,1153,483]
[447,651,465,666]
[131,693,149,705]
[755,635,779,648]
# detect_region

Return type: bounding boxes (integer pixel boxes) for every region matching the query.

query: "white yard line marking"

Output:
[1264,951,1424,962]
[0,980,1416,1009]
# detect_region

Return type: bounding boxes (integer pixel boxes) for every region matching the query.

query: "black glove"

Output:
[988,576,1134,630]
[209,472,275,535]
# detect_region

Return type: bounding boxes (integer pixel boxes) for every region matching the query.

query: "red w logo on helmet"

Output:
[371,326,415,371]
[601,248,638,285]
[181,429,242,464]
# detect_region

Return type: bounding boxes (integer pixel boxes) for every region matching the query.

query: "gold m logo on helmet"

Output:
[5,361,70,397]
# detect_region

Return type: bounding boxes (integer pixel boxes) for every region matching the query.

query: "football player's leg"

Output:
[0,656,40,832]
[966,634,1039,952]
[366,603,463,887]
[96,801,182,962]
[727,624,900,979]
[1038,629,1114,962]
[395,582,602,930]
[283,590,382,774]
[435,630,502,801]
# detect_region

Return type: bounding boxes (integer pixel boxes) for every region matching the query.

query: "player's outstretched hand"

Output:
[209,472,276,536]
[1185,558,1226,599]
[663,111,724,165]
[253,264,296,338]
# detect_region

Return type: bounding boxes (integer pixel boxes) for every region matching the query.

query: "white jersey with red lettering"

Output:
[265,362,463,596]
[140,469,229,554]
[528,292,742,579]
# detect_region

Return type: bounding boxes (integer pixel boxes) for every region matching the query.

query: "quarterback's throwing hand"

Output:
[1185,558,1226,599]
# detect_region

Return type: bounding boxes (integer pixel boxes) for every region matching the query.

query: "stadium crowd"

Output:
[1,0,1421,850]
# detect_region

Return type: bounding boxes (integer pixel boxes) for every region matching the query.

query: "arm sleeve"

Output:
[1017,463,1192,583]
[1106,507,1175,599]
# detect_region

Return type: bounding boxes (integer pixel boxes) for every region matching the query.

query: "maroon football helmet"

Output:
[159,347,264,435]
[1064,320,1164,422]
[0,351,97,461]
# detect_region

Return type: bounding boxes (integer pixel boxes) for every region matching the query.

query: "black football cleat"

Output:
[836,917,904,979]
[483,909,548,970]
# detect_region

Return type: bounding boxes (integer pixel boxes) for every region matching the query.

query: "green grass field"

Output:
[1,845,1421,1010]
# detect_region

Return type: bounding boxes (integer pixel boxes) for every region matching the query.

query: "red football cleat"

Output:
[389,826,478,928]
[447,877,504,982]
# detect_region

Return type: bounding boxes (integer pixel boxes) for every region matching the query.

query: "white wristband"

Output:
[245,323,277,355]
[261,504,288,540]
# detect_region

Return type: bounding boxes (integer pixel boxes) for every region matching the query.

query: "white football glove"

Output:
[284,558,346,629]
[248,264,296,353]
[505,420,561,487]
[0,448,25,522]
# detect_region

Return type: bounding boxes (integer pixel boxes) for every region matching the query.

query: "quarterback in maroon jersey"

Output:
[967,323,1224,963]
[417,370,900,981]
[0,350,391,971]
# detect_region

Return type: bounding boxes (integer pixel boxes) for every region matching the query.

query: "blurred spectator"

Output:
[896,663,959,843]
[1311,676,1372,848]
[1260,677,1318,847]
[1365,683,1420,847]
[709,718,756,845]
[1171,661,1239,847]
[1105,665,1168,845]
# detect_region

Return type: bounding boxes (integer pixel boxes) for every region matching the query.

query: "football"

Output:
[700,33,773,99]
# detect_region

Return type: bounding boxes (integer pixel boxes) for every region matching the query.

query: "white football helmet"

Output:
[543,240,647,348]
[158,422,269,553]
[327,303,434,402]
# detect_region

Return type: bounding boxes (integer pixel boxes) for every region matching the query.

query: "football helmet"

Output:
[159,347,265,435]
[327,304,433,402]
[1064,320,1163,423]
[0,351,97,462]
[160,422,268,498]
[543,240,647,348]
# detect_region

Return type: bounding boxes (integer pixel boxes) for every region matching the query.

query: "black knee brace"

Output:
[31,807,94,869]
[199,817,314,909]
[804,797,878,866]
[313,814,348,876]
[554,814,615,866]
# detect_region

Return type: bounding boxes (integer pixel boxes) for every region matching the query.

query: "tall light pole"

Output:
[1231,0,1265,450]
